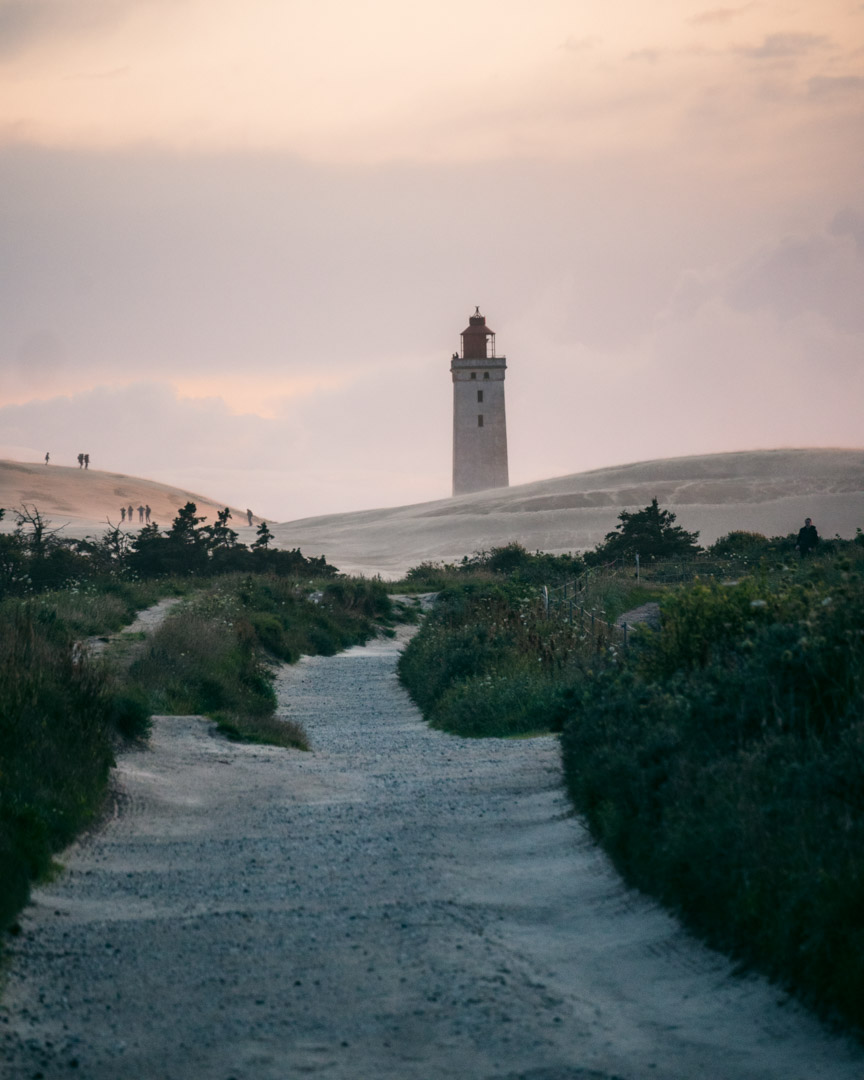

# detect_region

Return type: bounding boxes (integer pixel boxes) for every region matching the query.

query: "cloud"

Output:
[0,369,451,519]
[808,75,864,99]
[0,0,134,58]
[627,48,664,64]
[560,35,600,53]
[739,32,830,59]
[689,5,755,26]
[830,207,864,253]
[663,218,864,336]
[726,232,864,334]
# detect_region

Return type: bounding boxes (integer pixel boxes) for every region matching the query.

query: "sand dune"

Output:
[0,460,250,535]
[270,448,864,577]
[4,449,863,578]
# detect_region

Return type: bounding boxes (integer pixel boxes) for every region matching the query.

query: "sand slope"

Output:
[0,460,249,534]
[4,449,863,576]
[270,448,864,577]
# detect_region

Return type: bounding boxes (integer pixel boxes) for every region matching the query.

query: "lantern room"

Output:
[460,307,496,361]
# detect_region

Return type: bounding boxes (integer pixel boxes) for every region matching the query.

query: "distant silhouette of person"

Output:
[128,504,134,521]
[145,504,151,523]
[44,452,50,465]
[796,517,819,557]
[77,453,84,468]
[137,505,145,523]
[246,509,253,527]
[83,453,89,470]
[121,506,126,522]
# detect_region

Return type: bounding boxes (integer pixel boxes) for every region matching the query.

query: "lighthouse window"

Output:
[483,372,490,380]
[470,372,477,380]
[477,390,483,403]
[478,414,484,427]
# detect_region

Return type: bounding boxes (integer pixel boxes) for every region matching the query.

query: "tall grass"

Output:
[0,608,116,929]
[400,548,864,1030]
[0,577,188,639]
[561,556,864,1030]
[398,582,599,737]
[125,574,393,749]
[0,571,393,938]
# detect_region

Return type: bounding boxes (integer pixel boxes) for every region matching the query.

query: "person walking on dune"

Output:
[137,505,145,523]
[120,506,126,522]
[247,509,254,527]
[128,504,134,522]
[44,452,50,465]
[77,453,84,468]
[145,505,151,524]
[83,454,89,470]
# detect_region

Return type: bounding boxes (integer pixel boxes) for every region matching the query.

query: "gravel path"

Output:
[2,624,863,1079]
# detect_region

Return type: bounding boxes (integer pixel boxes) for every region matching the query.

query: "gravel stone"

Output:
[1,624,862,1079]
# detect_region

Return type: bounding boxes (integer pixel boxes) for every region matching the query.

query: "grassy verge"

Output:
[0,607,118,930]
[398,548,864,1031]
[0,571,393,940]
[124,573,393,749]
[397,577,649,737]
[561,554,864,1030]
[0,577,190,639]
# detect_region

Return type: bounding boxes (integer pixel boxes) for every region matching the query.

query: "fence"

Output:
[541,571,631,650]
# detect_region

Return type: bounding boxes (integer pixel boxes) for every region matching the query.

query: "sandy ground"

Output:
[269,448,864,577]
[2,624,863,1080]
[0,459,252,536]
[4,449,864,578]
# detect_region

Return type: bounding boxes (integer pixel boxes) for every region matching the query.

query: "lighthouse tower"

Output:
[451,308,509,496]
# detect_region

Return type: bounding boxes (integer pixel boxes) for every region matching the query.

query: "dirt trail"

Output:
[85,594,181,657]
[2,625,862,1079]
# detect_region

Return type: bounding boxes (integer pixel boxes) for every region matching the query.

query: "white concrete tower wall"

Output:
[451,309,509,496]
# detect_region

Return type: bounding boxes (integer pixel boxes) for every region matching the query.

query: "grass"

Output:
[560,561,864,1030]
[398,580,598,737]
[0,576,189,639]
[0,570,394,939]
[0,606,116,930]
[399,547,864,1032]
[123,573,393,750]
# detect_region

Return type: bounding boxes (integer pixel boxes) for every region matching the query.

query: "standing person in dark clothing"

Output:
[145,505,151,523]
[77,453,84,468]
[121,506,126,522]
[246,509,254,527]
[128,504,134,521]
[44,452,50,465]
[796,517,819,556]
[83,454,89,470]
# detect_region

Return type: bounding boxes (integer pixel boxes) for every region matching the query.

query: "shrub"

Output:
[561,566,864,1029]
[0,608,116,929]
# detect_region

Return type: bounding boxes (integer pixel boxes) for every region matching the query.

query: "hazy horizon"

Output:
[1,1,862,520]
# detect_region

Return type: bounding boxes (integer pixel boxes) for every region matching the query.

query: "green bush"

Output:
[0,609,116,929]
[398,581,596,737]
[561,566,864,1029]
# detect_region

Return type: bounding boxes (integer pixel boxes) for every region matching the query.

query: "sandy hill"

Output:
[4,450,862,578]
[270,448,864,577]
[0,460,249,536]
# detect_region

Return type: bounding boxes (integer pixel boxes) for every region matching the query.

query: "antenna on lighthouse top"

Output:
[474,305,481,315]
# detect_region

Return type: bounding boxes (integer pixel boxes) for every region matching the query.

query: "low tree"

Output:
[205,508,238,552]
[252,521,274,550]
[590,498,700,563]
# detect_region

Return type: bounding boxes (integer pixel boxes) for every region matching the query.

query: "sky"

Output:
[0,0,862,521]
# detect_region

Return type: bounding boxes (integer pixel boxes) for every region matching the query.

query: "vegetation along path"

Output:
[2,623,863,1080]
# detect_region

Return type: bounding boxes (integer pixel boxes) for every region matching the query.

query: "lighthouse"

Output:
[451,308,509,496]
